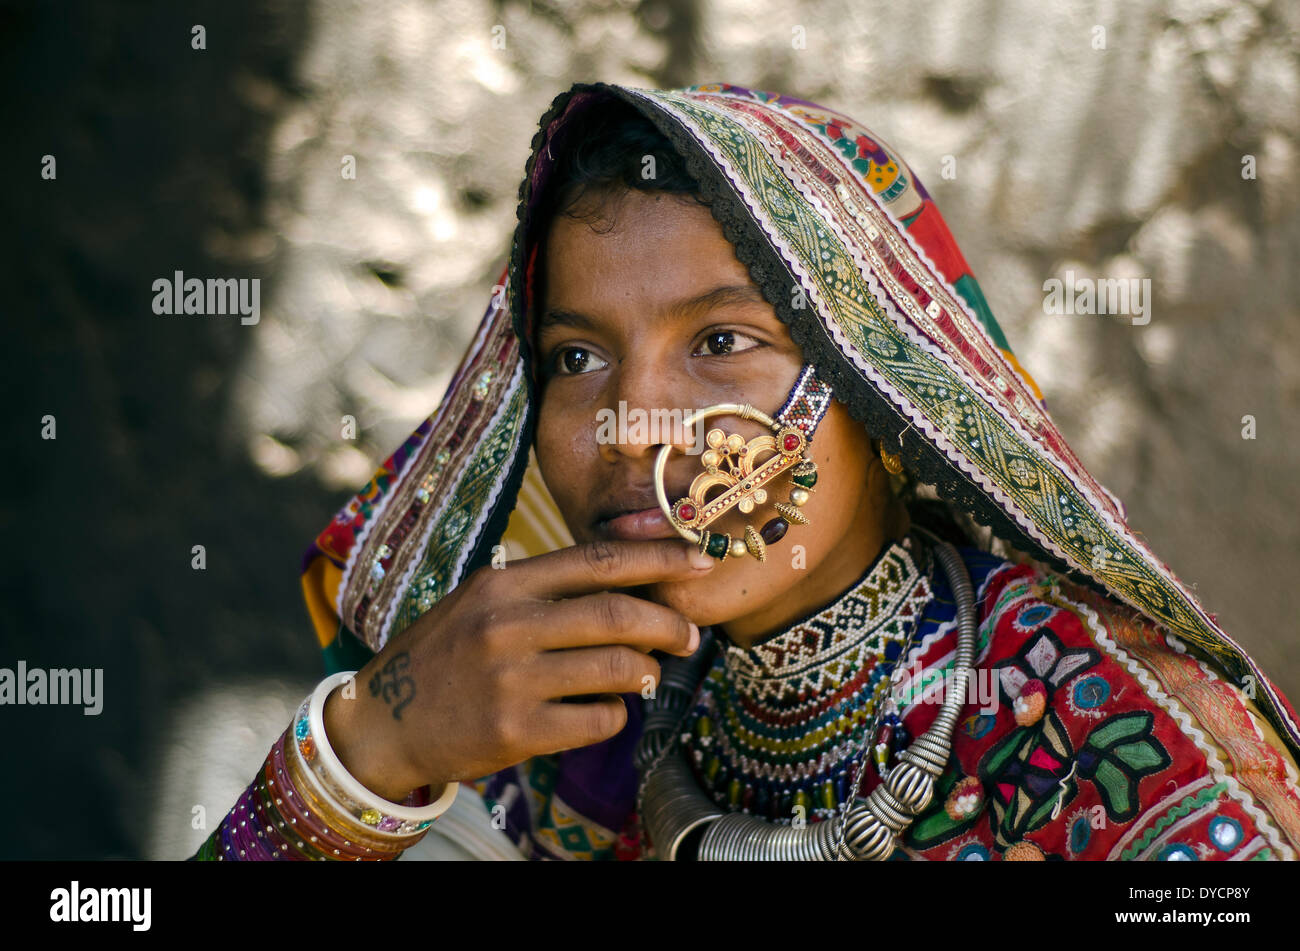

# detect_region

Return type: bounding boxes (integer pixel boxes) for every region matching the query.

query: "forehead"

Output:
[536,189,767,333]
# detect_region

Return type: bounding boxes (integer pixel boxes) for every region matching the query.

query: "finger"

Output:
[531,695,631,753]
[512,539,716,600]
[526,592,699,656]
[531,646,661,701]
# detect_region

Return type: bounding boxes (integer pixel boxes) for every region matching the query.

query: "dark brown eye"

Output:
[695,330,760,357]
[707,331,734,354]
[550,346,608,376]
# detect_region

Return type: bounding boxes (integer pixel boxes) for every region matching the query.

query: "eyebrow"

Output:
[536,283,769,338]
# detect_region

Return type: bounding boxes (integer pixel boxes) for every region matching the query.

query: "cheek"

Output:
[772,411,870,562]
[809,450,863,518]
[811,409,872,502]
[536,394,599,525]
[538,407,590,459]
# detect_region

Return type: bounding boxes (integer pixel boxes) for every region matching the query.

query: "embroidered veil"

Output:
[295,82,1300,859]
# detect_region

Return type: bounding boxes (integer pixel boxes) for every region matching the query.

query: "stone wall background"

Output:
[4,0,1297,859]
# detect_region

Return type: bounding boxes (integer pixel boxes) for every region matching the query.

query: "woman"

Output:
[192,81,1300,861]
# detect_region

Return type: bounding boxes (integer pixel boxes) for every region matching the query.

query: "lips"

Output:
[594,482,692,540]
[601,506,678,541]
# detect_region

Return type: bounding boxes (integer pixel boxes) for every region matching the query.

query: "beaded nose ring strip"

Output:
[653,365,834,563]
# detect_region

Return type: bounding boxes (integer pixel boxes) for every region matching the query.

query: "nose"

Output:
[596,356,702,464]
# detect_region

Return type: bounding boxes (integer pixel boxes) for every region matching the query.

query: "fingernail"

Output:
[687,622,700,653]
[689,549,714,569]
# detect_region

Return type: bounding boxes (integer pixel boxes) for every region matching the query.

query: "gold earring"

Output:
[880,445,904,475]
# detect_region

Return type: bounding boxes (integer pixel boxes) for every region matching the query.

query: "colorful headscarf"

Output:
[300,81,1300,775]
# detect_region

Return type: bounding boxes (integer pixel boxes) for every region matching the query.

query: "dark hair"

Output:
[528,98,712,366]
[532,98,710,238]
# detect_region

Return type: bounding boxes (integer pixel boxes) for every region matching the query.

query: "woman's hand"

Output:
[323,538,715,801]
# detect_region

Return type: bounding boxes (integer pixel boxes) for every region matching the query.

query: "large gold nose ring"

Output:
[653,403,818,564]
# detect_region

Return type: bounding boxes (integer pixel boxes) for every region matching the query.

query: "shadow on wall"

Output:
[2,1,331,859]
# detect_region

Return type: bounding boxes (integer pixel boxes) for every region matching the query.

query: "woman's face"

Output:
[533,187,895,647]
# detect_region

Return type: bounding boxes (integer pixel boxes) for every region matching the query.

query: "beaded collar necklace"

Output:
[635,530,978,860]
[678,535,933,826]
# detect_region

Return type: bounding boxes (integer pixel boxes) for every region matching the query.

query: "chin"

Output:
[639,565,756,630]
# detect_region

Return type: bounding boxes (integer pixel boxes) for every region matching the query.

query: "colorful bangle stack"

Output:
[292,671,457,837]
[192,671,457,861]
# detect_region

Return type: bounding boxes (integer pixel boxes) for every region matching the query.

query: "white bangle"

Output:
[299,670,458,834]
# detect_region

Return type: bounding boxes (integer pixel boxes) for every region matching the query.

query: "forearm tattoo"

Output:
[369,651,415,720]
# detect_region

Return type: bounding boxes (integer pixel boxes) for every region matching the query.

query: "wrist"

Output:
[322,680,422,803]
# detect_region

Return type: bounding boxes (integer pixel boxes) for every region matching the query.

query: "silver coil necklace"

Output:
[634,530,977,861]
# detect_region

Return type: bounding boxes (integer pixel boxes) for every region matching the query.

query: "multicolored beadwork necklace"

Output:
[678,535,933,826]
[636,530,979,860]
